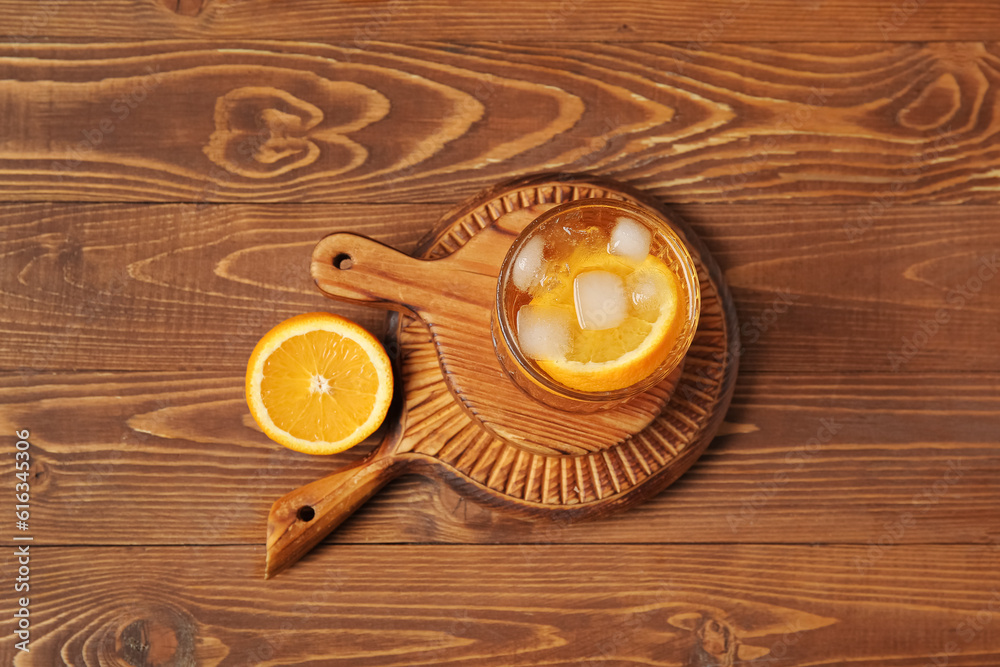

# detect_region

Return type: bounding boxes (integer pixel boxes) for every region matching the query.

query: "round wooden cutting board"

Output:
[265,174,739,577]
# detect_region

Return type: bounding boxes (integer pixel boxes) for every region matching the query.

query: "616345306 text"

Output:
[13,428,32,653]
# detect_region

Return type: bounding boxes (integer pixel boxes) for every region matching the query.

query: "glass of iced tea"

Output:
[492,198,701,412]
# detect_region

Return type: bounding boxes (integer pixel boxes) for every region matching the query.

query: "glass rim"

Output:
[493,197,702,403]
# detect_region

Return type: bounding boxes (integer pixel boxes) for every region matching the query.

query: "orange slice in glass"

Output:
[530,255,684,393]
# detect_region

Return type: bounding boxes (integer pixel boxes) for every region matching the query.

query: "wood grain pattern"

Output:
[2,544,998,665]
[267,177,738,575]
[312,179,720,456]
[3,370,996,546]
[266,282,725,576]
[311,204,674,455]
[387,308,723,511]
[0,3,997,664]
[1,1,999,42]
[1,202,996,375]
[0,202,433,374]
[3,41,1000,204]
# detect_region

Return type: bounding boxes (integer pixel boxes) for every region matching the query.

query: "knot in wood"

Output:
[102,603,197,666]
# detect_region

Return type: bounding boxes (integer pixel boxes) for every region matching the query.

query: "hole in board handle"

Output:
[297,506,316,522]
[333,253,354,270]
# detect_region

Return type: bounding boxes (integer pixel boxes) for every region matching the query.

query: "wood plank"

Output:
[1,202,996,374]
[0,202,438,373]
[1,544,998,665]
[1,1,999,42]
[3,370,997,546]
[684,202,1000,374]
[2,41,1000,204]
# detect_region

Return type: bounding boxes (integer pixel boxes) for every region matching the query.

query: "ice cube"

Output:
[574,270,627,330]
[625,264,676,318]
[627,272,660,314]
[516,304,572,361]
[608,216,652,263]
[511,235,546,293]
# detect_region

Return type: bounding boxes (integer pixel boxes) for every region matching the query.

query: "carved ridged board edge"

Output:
[390,174,739,518]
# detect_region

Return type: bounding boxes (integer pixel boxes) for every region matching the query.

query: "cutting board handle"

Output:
[265,445,408,578]
[312,233,445,314]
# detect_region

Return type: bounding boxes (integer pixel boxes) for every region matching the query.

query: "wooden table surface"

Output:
[2,2,999,665]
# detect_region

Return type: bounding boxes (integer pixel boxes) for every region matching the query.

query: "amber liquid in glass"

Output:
[494,198,700,410]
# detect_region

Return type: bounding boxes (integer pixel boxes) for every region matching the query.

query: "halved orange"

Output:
[245,312,394,455]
